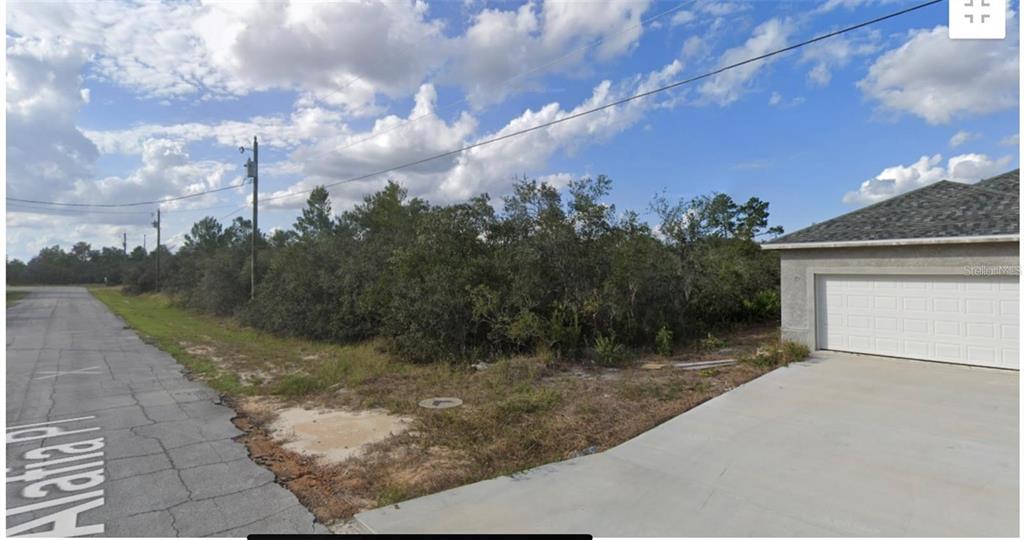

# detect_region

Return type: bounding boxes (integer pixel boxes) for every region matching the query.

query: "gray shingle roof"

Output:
[766,169,1020,245]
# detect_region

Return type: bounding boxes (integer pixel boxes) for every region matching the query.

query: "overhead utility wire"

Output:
[298,1,692,164]
[6,180,250,209]
[7,200,246,216]
[260,0,941,205]
[6,202,154,215]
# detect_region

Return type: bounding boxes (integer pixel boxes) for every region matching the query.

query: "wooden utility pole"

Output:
[153,208,161,291]
[249,136,259,300]
[123,232,127,255]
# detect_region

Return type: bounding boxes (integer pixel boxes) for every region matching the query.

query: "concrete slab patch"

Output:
[268,406,412,464]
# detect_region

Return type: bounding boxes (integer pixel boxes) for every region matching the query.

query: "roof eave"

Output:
[761,234,1021,251]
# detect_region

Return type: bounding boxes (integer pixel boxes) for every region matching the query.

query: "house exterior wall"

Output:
[777,242,1020,349]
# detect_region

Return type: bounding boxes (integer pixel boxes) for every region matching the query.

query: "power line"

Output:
[6,202,154,215]
[261,0,941,205]
[217,204,250,222]
[297,1,691,165]
[6,180,250,208]
[7,200,246,216]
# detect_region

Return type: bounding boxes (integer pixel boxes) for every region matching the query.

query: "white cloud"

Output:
[68,139,240,211]
[814,0,898,13]
[948,130,978,148]
[84,106,349,155]
[799,30,880,87]
[8,0,657,114]
[6,35,99,201]
[193,1,449,112]
[265,59,684,210]
[1000,133,1020,147]
[767,91,803,108]
[680,35,706,58]
[858,20,1019,124]
[698,18,794,105]
[448,0,653,107]
[670,10,696,26]
[842,153,1014,204]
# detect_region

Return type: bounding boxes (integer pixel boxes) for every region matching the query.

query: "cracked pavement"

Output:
[6,287,327,537]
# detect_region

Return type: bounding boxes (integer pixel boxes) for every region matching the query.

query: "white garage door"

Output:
[816,274,1019,369]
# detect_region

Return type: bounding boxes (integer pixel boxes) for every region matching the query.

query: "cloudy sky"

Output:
[5,0,1019,260]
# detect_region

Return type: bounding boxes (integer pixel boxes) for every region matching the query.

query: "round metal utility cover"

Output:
[418,397,463,409]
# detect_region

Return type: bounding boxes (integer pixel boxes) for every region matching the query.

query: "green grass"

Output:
[6,290,27,307]
[88,287,400,397]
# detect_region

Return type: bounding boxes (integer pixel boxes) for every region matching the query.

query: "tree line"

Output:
[7,176,783,362]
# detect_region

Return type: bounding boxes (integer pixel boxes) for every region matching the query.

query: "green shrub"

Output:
[743,288,781,321]
[781,340,811,363]
[655,325,673,357]
[594,333,626,366]
[742,340,810,368]
[699,333,726,352]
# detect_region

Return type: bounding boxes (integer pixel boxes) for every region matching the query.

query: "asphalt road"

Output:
[6,287,326,537]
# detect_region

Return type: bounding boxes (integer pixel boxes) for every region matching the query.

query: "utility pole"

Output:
[123,232,127,255]
[143,234,147,252]
[152,208,161,291]
[246,136,259,300]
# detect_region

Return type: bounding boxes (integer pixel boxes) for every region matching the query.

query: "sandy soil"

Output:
[268,406,412,464]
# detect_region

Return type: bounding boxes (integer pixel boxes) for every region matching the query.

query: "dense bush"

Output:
[9,176,784,363]
[7,243,132,286]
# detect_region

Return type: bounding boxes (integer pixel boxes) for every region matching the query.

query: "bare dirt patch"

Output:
[268,405,412,464]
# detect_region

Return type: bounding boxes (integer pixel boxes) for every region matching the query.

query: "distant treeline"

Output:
[8,177,783,362]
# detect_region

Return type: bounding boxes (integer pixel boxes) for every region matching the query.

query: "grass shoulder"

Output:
[7,290,27,307]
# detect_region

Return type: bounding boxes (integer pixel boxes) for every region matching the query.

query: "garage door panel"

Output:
[966,322,997,338]
[1000,300,1018,315]
[903,318,929,334]
[967,346,997,365]
[874,317,898,331]
[934,320,960,336]
[816,275,1018,369]
[965,299,995,314]
[933,298,959,312]
[934,343,962,362]
[904,340,929,357]
[874,295,898,310]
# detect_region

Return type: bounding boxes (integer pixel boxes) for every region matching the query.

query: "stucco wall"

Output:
[777,242,1020,349]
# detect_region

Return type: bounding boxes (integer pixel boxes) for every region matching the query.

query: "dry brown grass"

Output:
[231,325,779,523]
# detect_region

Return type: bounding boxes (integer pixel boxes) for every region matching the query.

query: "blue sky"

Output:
[6,0,1019,261]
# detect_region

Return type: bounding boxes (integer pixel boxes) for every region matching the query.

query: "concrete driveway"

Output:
[355,352,1018,536]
